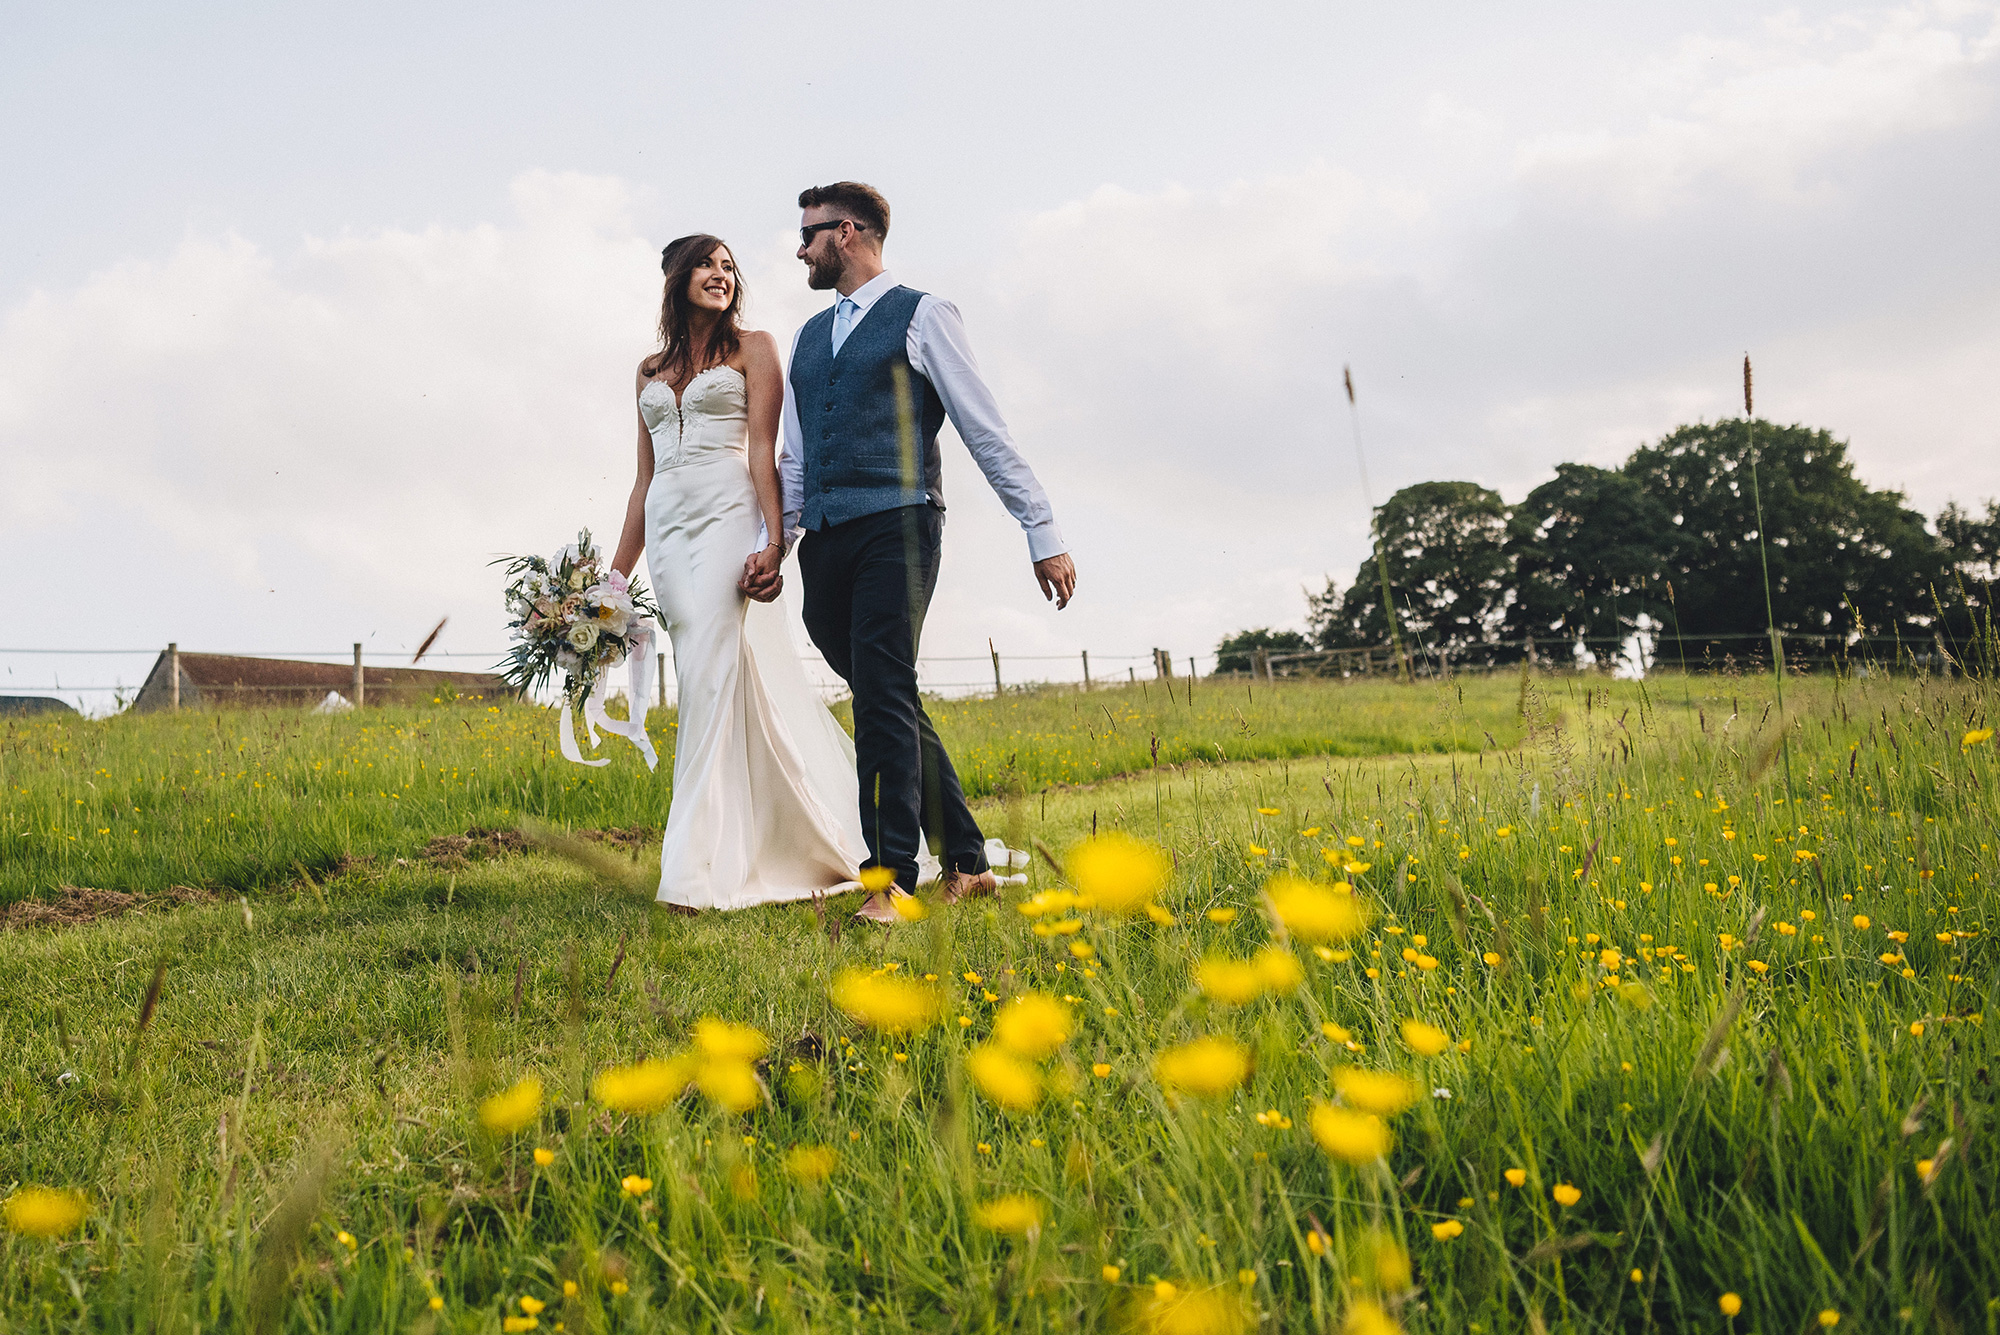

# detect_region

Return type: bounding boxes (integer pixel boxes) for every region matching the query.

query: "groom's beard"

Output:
[804,250,845,291]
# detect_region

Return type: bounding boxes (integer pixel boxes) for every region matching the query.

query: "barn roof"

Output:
[131,651,515,712]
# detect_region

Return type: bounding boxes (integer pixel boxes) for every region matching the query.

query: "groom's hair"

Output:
[797,182,890,245]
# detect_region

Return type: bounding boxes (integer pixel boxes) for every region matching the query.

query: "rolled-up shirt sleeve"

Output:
[912,297,1067,563]
[778,325,805,550]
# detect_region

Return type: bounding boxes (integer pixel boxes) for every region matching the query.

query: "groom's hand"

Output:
[1034,553,1076,610]
[739,547,784,603]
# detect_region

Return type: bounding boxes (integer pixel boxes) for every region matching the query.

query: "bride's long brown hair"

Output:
[641,233,744,381]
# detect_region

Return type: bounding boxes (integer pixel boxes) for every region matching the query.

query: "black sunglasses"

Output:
[800,219,862,246]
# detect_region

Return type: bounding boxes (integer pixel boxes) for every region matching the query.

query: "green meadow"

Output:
[0,670,1994,1332]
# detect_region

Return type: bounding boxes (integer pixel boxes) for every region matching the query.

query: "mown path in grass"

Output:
[4,668,1994,1331]
[0,674,1557,904]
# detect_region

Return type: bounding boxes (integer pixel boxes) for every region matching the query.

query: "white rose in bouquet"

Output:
[566,621,601,652]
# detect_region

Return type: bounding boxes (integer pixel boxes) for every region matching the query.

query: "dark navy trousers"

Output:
[797,504,989,890]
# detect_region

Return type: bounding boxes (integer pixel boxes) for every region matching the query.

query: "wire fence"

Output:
[0,644,1208,715]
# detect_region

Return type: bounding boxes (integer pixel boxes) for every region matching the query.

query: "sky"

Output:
[4,0,1998,711]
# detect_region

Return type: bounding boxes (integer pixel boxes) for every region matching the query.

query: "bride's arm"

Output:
[611,367,656,579]
[740,332,786,591]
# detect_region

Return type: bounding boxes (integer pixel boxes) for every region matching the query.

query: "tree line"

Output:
[1215,418,1999,673]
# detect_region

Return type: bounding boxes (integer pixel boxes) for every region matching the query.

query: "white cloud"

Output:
[5,1,1999,716]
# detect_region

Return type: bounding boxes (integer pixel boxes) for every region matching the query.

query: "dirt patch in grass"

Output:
[420,825,658,868]
[2,884,215,931]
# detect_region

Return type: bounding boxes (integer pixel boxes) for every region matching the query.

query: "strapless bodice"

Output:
[640,366,748,472]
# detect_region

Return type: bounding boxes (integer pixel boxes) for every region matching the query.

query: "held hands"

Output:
[739,544,785,603]
[1034,553,1077,610]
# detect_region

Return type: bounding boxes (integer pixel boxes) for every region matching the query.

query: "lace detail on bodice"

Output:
[639,366,748,472]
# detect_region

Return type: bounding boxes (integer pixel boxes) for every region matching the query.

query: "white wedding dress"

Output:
[640,366,879,909]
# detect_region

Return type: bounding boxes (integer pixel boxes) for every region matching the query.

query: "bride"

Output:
[608,234,879,910]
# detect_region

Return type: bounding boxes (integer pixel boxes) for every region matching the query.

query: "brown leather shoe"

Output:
[940,869,998,905]
[854,888,912,923]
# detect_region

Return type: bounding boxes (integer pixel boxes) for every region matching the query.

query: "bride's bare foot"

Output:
[941,870,998,905]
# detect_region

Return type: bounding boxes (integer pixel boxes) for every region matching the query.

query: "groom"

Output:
[741,181,1076,920]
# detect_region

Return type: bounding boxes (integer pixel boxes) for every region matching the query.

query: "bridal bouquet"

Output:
[495,529,661,768]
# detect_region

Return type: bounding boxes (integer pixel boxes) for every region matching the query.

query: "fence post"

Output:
[1187,656,1197,699]
[168,642,180,712]
[1154,648,1171,680]
[1081,650,1091,691]
[657,652,666,708]
[352,643,365,708]
[1127,666,1135,684]
[988,639,1003,696]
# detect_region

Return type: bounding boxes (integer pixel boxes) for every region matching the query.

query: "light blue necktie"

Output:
[831,297,858,355]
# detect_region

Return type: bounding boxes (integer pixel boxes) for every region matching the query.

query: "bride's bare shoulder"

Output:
[735,330,781,371]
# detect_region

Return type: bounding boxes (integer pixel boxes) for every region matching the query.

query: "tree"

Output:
[1212,628,1309,675]
[1935,498,2000,650]
[1622,420,1945,645]
[1505,463,1672,649]
[1312,482,1511,659]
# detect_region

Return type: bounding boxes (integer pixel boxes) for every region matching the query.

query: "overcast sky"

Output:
[5,0,1997,710]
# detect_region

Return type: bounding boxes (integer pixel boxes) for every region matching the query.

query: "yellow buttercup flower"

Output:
[1257,807,1280,816]
[1504,1168,1528,1187]
[1310,1104,1392,1163]
[829,967,942,1034]
[784,1144,838,1182]
[1092,1062,1113,1078]
[1196,956,1267,1005]
[1430,1219,1465,1240]
[1963,728,1993,746]
[1719,1293,1743,1316]
[619,1175,652,1196]
[973,1193,1044,1234]
[1253,946,1305,992]
[1332,1068,1419,1116]
[1067,833,1169,913]
[519,1297,546,1315]
[695,1059,761,1113]
[993,993,1073,1059]
[1818,1312,1840,1328]
[1399,1019,1450,1057]
[1552,1183,1581,1207]
[968,1043,1044,1111]
[1342,1300,1400,1335]
[858,865,897,893]
[479,1077,543,1135]
[694,1018,769,1061]
[1206,907,1238,923]
[1264,875,1370,942]
[1135,1282,1250,1334]
[502,1318,538,1332]
[532,1147,555,1167]
[592,1057,693,1114]
[892,894,930,921]
[1154,1036,1252,1097]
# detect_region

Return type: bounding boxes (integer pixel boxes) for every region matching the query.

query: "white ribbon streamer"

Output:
[558,623,660,770]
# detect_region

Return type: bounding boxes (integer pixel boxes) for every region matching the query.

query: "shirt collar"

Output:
[842,270,897,312]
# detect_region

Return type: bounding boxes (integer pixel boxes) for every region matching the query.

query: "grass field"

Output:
[1,669,1995,1332]
[0,676,1519,907]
